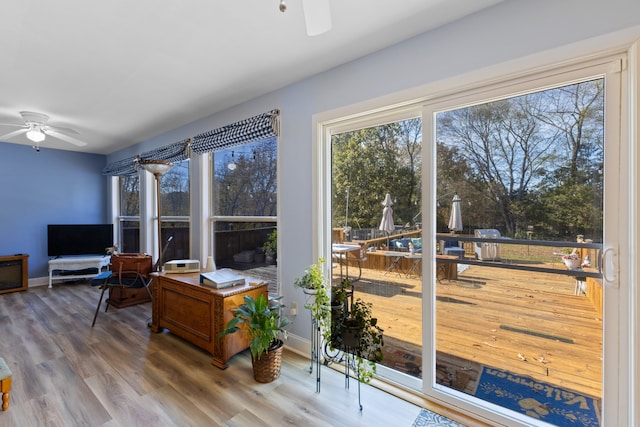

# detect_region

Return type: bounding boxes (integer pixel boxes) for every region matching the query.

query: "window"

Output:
[160,159,190,262]
[118,174,140,253]
[211,137,277,270]
[422,58,623,426]
[430,77,605,426]
[326,111,424,390]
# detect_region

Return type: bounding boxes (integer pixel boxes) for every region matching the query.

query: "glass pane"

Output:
[213,138,277,216]
[161,221,189,262]
[160,159,190,216]
[120,220,140,253]
[213,222,276,268]
[434,79,604,425]
[120,175,139,216]
[331,118,423,379]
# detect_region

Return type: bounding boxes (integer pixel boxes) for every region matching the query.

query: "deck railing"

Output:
[335,232,603,280]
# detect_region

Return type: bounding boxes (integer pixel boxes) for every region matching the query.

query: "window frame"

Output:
[315,51,632,426]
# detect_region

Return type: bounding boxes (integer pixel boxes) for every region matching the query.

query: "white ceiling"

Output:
[0,0,501,155]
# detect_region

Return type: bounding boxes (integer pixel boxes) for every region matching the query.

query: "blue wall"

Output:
[0,142,108,278]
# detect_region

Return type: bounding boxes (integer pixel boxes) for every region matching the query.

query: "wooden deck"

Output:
[337,262,603,399]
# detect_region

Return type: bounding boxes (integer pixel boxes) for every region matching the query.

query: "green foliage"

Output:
[214,139,278,217]
[294,258,330,334]
[219,294,291,361]
[332,297,384,384]
[331,277,350,306]
[294,258,325,290]
[331,119,422,229]
[263,229,277,256]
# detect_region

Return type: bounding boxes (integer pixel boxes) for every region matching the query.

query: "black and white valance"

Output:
[102,155,139,176]
[140,138,191,163]
[103,138,192,176]
[103,109,279,175]
[191,109,279,155]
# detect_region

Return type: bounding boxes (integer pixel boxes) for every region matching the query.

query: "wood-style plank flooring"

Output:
[0,282,424,427]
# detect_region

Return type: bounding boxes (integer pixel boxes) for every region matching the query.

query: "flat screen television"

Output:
[47,224,114,257]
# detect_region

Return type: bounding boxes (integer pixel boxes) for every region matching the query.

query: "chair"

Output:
[443,240,465,258]
[91,253,153,327]
[346,243,368,281]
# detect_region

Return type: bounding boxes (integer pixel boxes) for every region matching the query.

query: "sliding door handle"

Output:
[601,247,618,286]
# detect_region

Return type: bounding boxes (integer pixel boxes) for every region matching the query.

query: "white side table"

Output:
[48,255,111,288]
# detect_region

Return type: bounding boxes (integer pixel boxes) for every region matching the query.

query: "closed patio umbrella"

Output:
[448,193,463,233]
[379,193,395,247]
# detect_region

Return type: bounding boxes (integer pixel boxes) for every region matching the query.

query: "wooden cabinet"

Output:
[107,286,151,308]
[149,272,268,369]
[0,254,28,295]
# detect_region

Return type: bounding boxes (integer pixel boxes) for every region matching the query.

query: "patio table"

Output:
[332,243,361,280]
[382,251,407,276]
[404,253,422,277]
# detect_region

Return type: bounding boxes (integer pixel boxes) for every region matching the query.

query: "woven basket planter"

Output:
[252,340,284,383]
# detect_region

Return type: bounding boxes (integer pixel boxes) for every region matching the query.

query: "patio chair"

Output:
[345,243,369,281]
[443,240,464,258]
[91,253,153,327]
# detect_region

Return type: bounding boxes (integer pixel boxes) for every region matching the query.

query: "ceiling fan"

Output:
[0,111,87,151]
[279,0,332,36]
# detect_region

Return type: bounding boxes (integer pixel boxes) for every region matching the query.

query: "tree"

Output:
[437,96,557,234]
[331,119,422,233]
[436,79,603,238]
[214,139,277,217]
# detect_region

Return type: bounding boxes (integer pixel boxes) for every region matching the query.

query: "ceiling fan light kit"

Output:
[26,126,45,143]
[0,110,87,151]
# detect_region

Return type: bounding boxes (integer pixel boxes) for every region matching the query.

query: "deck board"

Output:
[339,261,603,399]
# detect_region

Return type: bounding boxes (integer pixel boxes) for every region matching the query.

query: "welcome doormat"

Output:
[475,366,601,427]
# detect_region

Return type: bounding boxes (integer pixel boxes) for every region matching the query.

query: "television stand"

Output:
[48,255,111,288]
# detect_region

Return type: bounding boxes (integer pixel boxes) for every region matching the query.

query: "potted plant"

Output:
[334,298,384,384]
[219,294,291,383]
[263,230,277,264]
[328,277,351,348]
[562,249,581,269]
[294,258,331,341]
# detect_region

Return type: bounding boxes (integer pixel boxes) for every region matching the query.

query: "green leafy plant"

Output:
[294,257,326,291]
[334,298,384,384]
[327,277,351,350]
[294,258,331,338]
[263,230,277,257]
[331,277,351,308]
[219,294,291,360]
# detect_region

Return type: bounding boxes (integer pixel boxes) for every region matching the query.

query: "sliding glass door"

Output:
[320,53,629,426]
[424,57,624,426]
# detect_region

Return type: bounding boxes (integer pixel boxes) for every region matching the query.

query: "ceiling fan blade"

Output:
[0,128,28,141]
[0,122,26,128]
[47,124,80,135]
[302,0,332,36]
[45,129,88,147]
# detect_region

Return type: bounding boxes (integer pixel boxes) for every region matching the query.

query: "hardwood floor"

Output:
[0,282,424,427]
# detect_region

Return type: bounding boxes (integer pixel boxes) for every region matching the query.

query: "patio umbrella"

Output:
[448,193,463,233]
[379,193,395,247]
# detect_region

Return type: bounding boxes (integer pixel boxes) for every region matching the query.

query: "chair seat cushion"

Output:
[91,271,113,286]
